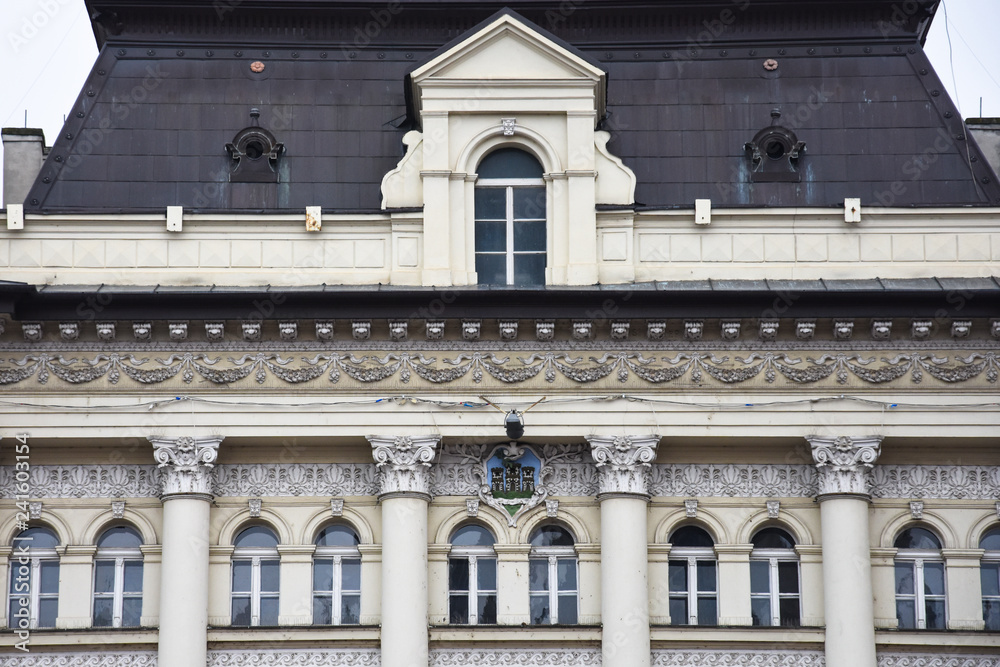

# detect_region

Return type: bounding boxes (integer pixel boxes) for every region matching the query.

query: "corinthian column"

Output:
[588,435,658,667]
[149,436,222,667]
[369,435,439,667]
[808,435,881,667]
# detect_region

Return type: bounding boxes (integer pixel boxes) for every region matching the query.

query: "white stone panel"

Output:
[0,239,8,265]
[670,235,700,262]
[262,240,293,268]
[168,240,199,267]
[638,233,670,262]
[137,239,169,267]
[199,240,230,267]
[956,233,991,261]
[795,235,827,262]
[701,235,733,262]
[231,240,262,267]
[74,239,105,267]
[601,230,628,261]
[10,239,42,267]
[41,239,74,267]
[397,237,419,267]
[732,234,764,262]
[293,240,324,267]
[859,234,892,262]
[891,234,924,262]
[828,234,860,262]
[355,239,386,268]
[924,234,958,261]
[763,234,795,262]
[106,239,137,267]
[325,240,354,268]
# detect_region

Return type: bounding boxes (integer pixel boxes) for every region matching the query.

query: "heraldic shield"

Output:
[478,442,548,527]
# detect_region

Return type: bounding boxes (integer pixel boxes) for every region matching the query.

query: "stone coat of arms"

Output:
[478,442,549,526]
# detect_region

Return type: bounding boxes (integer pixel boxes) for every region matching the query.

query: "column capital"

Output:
[368,435,440,498]
[587,434,659,497]
[807,435,882,498]
[149,436,223,497]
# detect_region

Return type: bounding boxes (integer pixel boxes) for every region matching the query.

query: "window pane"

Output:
[894,527,942,550]
[981,529,1000,551]
[342,558,361,591]
[123,561,143,593]
[38,598,58,628]
[313,595,332,625]
[513,187,545,220]
[981,563,1000,597]
[984,599,1000,631]
[449,594,469,624]
[474,188,506,220]
[260,597,279,626]
[97,526,142,549]
[315,525,359,547]
[923,562,945,595]
[93,597,114,627]
[479,594,497,624]
[232,561,251,592]
[925,599,946,629]
[40,561,59,594]
[529,559,549,592]
[671,526,715,548]
[475,254,507,286]
[696,561,716,592]
[777,562,799,594]
[779,598,801,627]
[475,221,506,252]
[751,528,795,550]
[16,527,59,549]
[452,525,496,547]
[529,526,575,547]
[233,526,278,549]
[477,558,496,591]
[696,597,717,625]
[895,599,915,629]
[669,598,688,625]
[94,561,115,594]
[750,561,770,594]
[260,560,280,593]
[449,558,469,591]
[478,148,543,179]
[751,597,771,626]
[513,221,545,252]
[9,597,27,625]
[557,594,578,624]
[342,595,360,625]
[313,560,333,592]
[122,597,142,627]
[557,559,576,592]
[231,596,251,626]
[513,254,546,287]
[530,594,550,625]
[668,561,688,592]
[894,563,914,595]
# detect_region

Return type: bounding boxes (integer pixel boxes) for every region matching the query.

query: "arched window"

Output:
[750,527,800,627]
[894,526,945,630]
[667,526,717,626]
[449,525,497,625]
[528,525,577,624]
[980,526,1000,631]
[474,148,547,286]
[7,527,59,629]
[231,525,279,627]
[313,524,361,625]
[93,526,143,628]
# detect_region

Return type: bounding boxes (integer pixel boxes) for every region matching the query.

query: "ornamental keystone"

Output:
[807,435,882,497]
[368,435,440,497]
[587,434,659,496]
[149,436,223,496]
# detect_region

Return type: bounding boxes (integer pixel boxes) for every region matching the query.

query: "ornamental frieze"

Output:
[0,350,998,390]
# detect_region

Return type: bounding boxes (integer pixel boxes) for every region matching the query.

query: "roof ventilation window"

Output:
[745,110,806,183]
[225,108,284,183]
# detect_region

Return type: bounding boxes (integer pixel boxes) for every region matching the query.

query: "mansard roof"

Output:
[22,0,1000,213]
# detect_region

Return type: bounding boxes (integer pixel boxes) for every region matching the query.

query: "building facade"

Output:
[1,1,999,666]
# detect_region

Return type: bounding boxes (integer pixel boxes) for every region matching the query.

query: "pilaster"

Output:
[358,544,382,625]
[795,544,825,627]
[647,544,672,625]
[942,548,987,631]
[428,543,451,625]
[494,544,531,625]
[715,544,753,626]
[277,545,316,626]
[870,547,899,629]
[54,545,97,629]
[208,545,235,626]
[139,544,162,627]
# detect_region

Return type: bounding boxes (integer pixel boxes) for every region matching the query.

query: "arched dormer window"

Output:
[312,524,361,625]
[231,525,280,627]
[475,148,546,286]
[93,525,144,628]
[667,525,717,626]
[894,526,945,630]
[8,527,59,628]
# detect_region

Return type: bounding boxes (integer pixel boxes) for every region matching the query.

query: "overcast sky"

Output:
[1,0,999,203]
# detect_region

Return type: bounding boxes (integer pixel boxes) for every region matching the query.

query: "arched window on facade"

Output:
[92,525,143,627]
[667,525,717,625]
[894,526,946,630]
[749,527,800,627]
[980,526,1000,631]
[231,525,280,627]
[528,525,577,625]
[448,525,497,625]
[312,524,361,625]
[7,527,59,629]
[474,147,547,287]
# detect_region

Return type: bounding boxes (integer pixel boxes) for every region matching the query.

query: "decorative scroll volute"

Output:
[587,435,659,497]
[808,435,882,497]
[368,435,440,497]
[148,436,223,497]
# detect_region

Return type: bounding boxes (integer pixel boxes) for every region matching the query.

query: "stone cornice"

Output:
[808,435,882,497]
[149,435,223,497]
[587,434,659,497]
[368,435,440,497]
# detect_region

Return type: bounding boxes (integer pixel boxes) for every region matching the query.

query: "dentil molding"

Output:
[368,435,440,496]
[149,436,223,496]
[808,435,883,496]
[587,435,659,496]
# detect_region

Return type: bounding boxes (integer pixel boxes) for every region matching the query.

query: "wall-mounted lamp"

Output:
[480,396,546,441]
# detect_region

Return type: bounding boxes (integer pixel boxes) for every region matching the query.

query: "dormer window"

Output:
[475,148,547,286]
[226,108,284,183]
[745,111,805,183]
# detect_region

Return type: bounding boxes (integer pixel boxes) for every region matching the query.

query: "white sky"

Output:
[1,0,999,203]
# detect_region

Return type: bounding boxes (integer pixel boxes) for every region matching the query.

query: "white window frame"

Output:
[528,546,578,625]
[668,546,717,626]
[92,546,143,628]
[449,544,497,625]
[475,176,547,286]
[8,546,59,629]
[312,545,361,626]
[895,550,947,630]
[749,548,800,627]
[231,546,280,627]
[983,548,1000,631]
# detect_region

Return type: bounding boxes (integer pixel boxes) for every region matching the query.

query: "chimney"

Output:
[966,118,1000,182]
[2,127,47,207]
